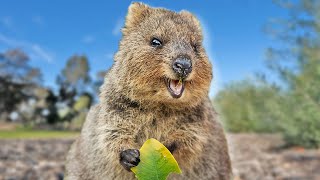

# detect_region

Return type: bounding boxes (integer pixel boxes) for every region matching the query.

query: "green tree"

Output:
[215,0,320,148]
[55,54,93,125]
[266,0,320,148]
[0,48,42,121]
[57,55,91,105]
[60,55,90,89]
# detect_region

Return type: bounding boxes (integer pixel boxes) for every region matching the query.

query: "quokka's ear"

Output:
[123,2,151,33]
[180,10,201,30]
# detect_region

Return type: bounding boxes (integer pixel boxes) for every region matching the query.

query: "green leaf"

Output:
[131,138,182,180]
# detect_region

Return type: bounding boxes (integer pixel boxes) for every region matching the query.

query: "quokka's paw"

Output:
[120,149,140,171]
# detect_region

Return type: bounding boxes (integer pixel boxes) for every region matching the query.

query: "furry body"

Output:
[65,3,232,180]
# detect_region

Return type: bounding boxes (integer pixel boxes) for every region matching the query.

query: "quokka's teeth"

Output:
[170,80,183,95]
[175,80,180,88]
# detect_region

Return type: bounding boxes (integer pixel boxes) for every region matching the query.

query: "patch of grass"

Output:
[0,129,79,139]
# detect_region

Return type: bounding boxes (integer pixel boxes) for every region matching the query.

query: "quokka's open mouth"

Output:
[165,78,185,98]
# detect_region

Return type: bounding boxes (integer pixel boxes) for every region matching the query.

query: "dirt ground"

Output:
[228,134,320,180]
[0,134,319,180]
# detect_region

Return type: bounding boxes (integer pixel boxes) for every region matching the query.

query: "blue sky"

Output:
[0,0,287,96]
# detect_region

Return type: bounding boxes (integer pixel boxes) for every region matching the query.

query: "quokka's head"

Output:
[113,2,212,108]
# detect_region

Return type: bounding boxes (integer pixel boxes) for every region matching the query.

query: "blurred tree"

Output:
[68,92,93,130]
[265,0,320,148]
[44,89,59,124]
[57,54,91,105]
[0,48,42,121]
[61,55,90,88]
[215,0,320,148]
[93,70,107,94]
[54,54,93,125]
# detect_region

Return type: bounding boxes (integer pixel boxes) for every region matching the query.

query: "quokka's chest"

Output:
[129,114,181,145]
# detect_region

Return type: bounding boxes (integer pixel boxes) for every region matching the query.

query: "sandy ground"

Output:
[228,134,320,180]
[0,134,319,180]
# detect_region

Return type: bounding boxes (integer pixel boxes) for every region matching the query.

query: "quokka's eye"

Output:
[150,38,162,47]
[192,44,200,53]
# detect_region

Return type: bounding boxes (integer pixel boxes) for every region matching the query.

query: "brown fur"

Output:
[65,2,232,180]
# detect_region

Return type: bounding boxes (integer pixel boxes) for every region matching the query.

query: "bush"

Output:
[214,0,320,148]
[214,79,282,133]
[278,90,320,148]
[214,78,320,148]
[278,50,320,148]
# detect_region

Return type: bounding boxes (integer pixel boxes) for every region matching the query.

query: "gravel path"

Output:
[228,134,320,180]
[0,139,73,180]
[0,134,319,180]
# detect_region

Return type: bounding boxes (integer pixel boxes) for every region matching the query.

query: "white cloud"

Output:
[0,33,54,63]
[112,18,124,36]
[82,35,95,44]
[31,44,53,63]
[0,33,16,45]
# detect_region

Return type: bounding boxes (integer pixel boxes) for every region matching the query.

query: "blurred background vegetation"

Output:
[214,0,320,148]
[0,0,319,149]
[0,50,106,131]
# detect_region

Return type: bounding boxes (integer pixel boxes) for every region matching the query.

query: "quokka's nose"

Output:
[172,57,192,78]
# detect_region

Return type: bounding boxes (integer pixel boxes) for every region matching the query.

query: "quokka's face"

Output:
[114,3,212,107]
